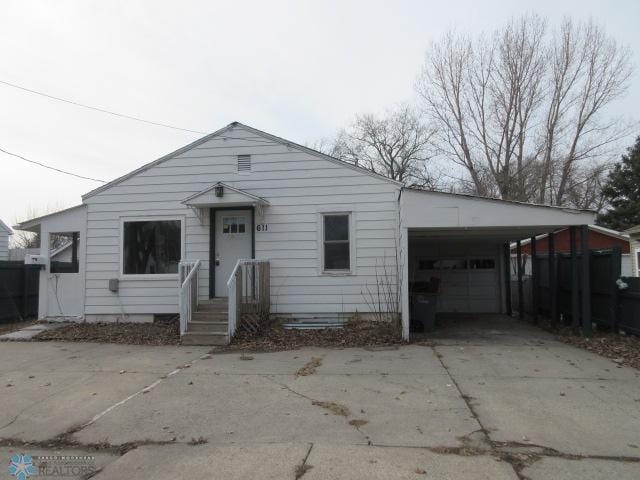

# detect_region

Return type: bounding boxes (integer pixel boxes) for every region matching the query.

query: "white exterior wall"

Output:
[630,237,640,277]
[36,206,87,319]
[0,230,8,261]
[83,125,400,319]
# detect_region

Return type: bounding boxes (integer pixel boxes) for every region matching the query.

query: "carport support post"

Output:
[549,231,559,327]
[530,236,538,324]
[580,224,592,336]
[516,240,524,319]
[503,243,512,316]
[570,226,580,333]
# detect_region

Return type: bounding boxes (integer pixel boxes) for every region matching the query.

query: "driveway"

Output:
[0,317,638,479]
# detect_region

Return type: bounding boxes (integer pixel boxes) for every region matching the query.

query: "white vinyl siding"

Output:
[83,125,400,317]
[0,229,8,261]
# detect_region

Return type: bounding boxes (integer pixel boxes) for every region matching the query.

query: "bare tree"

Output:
[330,105,438,187]
[418,15,633,208]
[11,205,70,249]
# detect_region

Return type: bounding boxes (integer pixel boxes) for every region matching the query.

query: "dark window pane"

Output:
[49,232,80,273]
[238,223,245,233]
[324,215,349,241]
[324,243,350,270]
[418,260,438,270]
[469,259,495,269]
[123,220,181,274]
[440,259,468,270]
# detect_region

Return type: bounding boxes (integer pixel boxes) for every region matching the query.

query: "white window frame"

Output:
[317,210,355,275]
[636,250,640,277]
[119,215,185,280]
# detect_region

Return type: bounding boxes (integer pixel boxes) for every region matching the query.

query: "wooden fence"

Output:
[0,262,40,322]
[512,248,640,334]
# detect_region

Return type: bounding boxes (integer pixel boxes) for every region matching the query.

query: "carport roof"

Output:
[403,187,595,213]
[401,188,595,241]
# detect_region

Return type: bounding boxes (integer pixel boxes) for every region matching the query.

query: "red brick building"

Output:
[517,225,630,255]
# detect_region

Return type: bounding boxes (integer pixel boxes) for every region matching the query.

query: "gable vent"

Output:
[237,154,251,172]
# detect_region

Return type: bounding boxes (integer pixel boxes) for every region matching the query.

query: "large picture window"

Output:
[123,220,181,275]
[323,214,350,272]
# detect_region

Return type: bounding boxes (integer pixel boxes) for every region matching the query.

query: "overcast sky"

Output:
[1,0,638,231]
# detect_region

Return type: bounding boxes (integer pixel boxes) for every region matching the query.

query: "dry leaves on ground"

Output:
[34,318,180,345]
[538,319,640,370]
[227,320,403,352]
[559,332,640,370]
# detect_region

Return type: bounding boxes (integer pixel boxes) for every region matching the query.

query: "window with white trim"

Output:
[322,213,350,272]
[637,251,640,276]
[122,220,181,275]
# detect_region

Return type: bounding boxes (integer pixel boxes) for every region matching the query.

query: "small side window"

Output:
[323,214,350,272]
[50,232,80,274]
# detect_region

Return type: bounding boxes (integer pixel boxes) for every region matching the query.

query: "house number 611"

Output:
[256,224,268,232]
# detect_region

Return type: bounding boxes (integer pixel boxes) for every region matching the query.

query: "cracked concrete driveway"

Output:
[0,318,639,479]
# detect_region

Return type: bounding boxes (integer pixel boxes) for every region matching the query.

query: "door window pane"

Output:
[222,217,247,234]
[123,220,181,274]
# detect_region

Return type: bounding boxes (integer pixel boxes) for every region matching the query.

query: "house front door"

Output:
[213,209,252,297]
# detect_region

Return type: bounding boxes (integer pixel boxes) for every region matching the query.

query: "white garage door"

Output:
[410,241,501,313]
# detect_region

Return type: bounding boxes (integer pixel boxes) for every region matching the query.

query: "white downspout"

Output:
[400,226,410,341]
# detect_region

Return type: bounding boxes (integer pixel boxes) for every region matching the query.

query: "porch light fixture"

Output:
[214,185,224,197]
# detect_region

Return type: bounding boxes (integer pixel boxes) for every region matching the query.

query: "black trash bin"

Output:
[412,293,439,332]
[410,277,441,332]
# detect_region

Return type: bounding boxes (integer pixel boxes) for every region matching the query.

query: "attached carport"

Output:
[399,188,595,340]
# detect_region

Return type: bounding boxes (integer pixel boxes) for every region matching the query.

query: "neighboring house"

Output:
[625,225,640,277]
[9,242,73,262]
[0,220,11,261]
[511,225,633,277]
[14,122,595,342]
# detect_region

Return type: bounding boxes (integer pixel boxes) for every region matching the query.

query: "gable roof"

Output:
[0,219,12,234]
[512,224,629,248]
[625,225,640,235]
[82,122,401,200]
[182,182,270,207]
[13,205,85,231]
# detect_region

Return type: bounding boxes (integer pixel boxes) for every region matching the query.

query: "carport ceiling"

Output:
[409,226,570,242]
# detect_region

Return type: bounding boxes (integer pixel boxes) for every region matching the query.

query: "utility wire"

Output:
[0,147,106,182]
[0,78,208,135]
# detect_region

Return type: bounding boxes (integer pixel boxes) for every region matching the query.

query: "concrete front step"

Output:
[197,303,228,313]
[187,320,228,333]
[181,332,229,346]
[192,311,228,321]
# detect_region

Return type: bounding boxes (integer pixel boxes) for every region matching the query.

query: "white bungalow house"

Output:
[0,219,11,261]
[15,122,595,344]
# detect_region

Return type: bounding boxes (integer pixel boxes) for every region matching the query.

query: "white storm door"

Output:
[214,210,252,297]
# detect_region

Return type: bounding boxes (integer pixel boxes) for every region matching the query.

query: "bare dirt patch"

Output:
[296,357,323,376]
[348,419,369,428]
[33,318,179,346]
[311,400,350,417]
[227,320,402,352]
